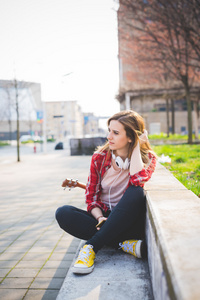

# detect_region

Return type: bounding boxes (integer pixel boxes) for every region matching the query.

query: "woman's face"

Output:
[107,120,132,155]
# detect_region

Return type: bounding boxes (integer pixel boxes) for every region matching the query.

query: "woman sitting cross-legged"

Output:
[55,110,157,274]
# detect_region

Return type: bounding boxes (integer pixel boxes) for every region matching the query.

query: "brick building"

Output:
[117,1,200,135]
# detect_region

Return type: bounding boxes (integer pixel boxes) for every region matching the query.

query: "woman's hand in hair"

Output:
[129,130,147,175]
[139,129,148,145]
[130,140,144,175]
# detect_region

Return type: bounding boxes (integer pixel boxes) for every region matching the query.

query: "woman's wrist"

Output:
[91,207,104,221]
[96,215,103,221]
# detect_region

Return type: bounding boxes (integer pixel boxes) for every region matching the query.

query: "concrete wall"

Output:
[145,111,199,134]
[70,137,107,155]
[145,163,200,300]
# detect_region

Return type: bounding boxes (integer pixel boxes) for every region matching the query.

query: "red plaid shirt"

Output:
[85,150,156,213]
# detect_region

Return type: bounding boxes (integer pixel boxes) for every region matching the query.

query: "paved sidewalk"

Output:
[0,149,91,300]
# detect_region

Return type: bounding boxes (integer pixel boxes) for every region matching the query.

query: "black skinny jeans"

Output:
[55,185,146,253]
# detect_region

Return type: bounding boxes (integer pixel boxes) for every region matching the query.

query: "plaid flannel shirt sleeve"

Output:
[85,153,109,213]
[129,152,157,187]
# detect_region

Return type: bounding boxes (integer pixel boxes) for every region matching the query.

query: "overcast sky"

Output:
[0,0,120,117]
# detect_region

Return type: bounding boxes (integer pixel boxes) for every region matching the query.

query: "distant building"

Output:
[83,113,101,136]
[0,81,108,142]
[0,79,42,140]
[45,101,84,140]
[45,102,108,141]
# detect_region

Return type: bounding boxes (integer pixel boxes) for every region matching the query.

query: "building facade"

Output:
[117,2,200,135]
[45,101,84,140]
[0,80,42,140]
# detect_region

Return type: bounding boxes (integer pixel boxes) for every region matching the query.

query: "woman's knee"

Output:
[125,185,145,201]
[118,185,146,211]
[55,205,72,227]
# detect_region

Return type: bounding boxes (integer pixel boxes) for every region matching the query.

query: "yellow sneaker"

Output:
[119,240,142,258]
[72,244,95,274]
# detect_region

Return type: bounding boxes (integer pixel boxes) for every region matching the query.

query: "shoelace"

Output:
[77,246,93,263]
[119,241,135,254]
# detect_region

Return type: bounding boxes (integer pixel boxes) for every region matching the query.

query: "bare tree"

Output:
[14,79,20,161]
[174,0,200,63]
[0,79,40,161]
[118,0,200,143]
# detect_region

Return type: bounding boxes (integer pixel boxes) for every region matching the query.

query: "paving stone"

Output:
[0,261,20,269]
[33,240,64,247]
[0,233,22,240]
[28,247,54,253]
[0,240,13,247]
[0,268,11,277]
[51,246,72,253]
[30,277,63,289]
[49,253,75,261]
[50,252,76,261]
[15,260,44,269]
[24,289,59,300]
[10,240,35,248]
[0,277,33,289]
[37,268,68,278]
[0,288,26,300]
[0,252,23,261]
[43,260,72,269]
[7,268,39,278]
[0,246,31,252]
[22,252,51,261]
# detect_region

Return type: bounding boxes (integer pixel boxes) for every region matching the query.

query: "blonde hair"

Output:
[97,110,155,164]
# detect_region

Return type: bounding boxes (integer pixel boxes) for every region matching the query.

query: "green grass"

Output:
[0,141,10,146]
[47,138,56,142]
[21,140,42,144]
[152,144,200,197]
[149,132,200,140]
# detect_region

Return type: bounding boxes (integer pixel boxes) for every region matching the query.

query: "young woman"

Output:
[55,110,156,274]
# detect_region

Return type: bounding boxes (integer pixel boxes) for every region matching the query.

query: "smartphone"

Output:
[96,219,106,228]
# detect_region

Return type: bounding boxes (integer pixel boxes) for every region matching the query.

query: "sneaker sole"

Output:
[135,240,142,258]
[72,265,94,275]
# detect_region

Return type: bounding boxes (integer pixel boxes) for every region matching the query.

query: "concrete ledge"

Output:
[145,163,200,300]
[57,241,153,300]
